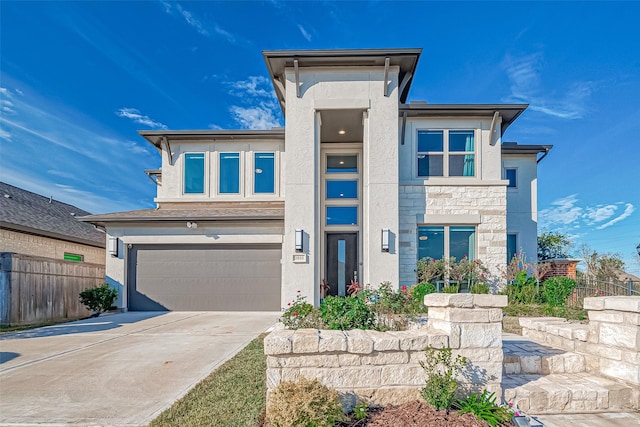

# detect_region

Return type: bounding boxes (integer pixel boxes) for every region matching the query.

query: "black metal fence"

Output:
[574,277,640,300]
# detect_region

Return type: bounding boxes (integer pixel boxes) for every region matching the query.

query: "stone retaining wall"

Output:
[265,294,507,409]
[520,296,640,387]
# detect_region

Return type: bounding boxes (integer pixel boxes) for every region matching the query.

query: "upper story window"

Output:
[417,130,475,177]
[254,153,275,194]
[184,153,205,194]
[219,152,240,194]
[505,168,517,188]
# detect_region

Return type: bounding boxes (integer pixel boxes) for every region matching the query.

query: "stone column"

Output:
[424,293,508,397]
[583,296,640,386]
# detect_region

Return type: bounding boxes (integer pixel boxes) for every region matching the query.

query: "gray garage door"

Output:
[128,244,282,311]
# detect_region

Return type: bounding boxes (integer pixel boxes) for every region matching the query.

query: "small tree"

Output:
[538,231,572,261]
[579,244,625,283]
[79,283,118,314]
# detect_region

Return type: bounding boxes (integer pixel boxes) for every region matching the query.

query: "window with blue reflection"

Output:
[326,180,357,199]
[417,130,443,152]
[327,155,357,173]
[326,206,358,225]
[450,226,475,261]
[219,153,240,194]
[417,226,444,260]
[254,153,275,194]
[184,153,205,194]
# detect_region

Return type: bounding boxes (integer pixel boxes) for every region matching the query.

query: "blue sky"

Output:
[1,1,639,273]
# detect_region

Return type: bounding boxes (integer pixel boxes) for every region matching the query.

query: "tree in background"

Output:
[579,243,625,283]
[537,231,573,261]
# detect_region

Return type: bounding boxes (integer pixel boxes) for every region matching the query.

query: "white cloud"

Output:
[298,24,312,42]
[0,127,11,141]
[175,3,208,36]
[213,24,236,43]
[115,108,167,129]
[584,204,618,225]
[14,89,24,96]
[208,123,223,130]
[230,104,281,130]
[502,52,594,119]
[596,204,635,229]
[539,194,583,227]
[226,76,283,129]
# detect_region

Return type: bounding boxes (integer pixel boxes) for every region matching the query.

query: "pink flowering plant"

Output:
[280,290,323,329]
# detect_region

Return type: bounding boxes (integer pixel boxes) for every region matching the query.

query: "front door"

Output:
[326,233,358,297]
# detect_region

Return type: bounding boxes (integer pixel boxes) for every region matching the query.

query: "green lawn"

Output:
[150,333,268,427]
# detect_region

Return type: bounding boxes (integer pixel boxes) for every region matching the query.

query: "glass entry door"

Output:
[326,233,358,297]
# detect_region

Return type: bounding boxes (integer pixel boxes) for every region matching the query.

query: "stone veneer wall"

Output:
[520,296,640,387]
[265,294,507,409]
[398,185,507,289]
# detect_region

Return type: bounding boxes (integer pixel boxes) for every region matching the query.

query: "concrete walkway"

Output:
[0,311,280,426]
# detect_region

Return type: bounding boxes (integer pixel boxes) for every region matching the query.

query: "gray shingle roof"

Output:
[0,182,105,248]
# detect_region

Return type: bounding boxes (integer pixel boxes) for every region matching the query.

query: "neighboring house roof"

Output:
[78,202,285,226]
[263,48,422,113]
[0,182,105,248]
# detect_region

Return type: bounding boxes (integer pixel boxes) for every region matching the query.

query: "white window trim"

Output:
[416,129,477,178]
[215,151,244,197]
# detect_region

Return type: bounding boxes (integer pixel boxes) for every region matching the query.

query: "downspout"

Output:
[400,110,407,145]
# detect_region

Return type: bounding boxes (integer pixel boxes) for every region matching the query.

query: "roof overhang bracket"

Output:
[161,136,173,165]
[398,72,413,100]
[489,112,500,146]
[400,111,408,145]
[294,59,301,98]
[383,57,390,97]
[144,170,160,186]
[537,147,551,164]
[273,78,286,110]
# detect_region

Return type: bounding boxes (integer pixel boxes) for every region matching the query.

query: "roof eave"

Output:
[0,221,105,248]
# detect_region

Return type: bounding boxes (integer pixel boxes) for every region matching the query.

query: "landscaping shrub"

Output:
[410,282,436,310]
[542,276,576,308]
[266,377,347,427]
[419,346,467,410]
[455,390,512,427]
[79,283,117,313]
[441,284,459,294]
[281,292,324,329]
[320,295,375,330]
[416,257,448,284]
[370,282,413,315]
[470,283,490,294]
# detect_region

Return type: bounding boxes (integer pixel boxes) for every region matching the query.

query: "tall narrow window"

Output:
[505,168,517,188]
[449,130,475,177]
[450,226,476,261]
[254,152,275,194]
[184,153,205,194]
[507,233,517,262]
[417,130,443,177]
[219,153,240,194]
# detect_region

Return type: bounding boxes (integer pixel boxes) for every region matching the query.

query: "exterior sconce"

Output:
[108,236,119,257]
[381,228,390,252]
[295,229,304,252]
[186,221,198,229]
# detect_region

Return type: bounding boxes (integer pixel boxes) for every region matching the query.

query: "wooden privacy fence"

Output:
[0,252,105,325]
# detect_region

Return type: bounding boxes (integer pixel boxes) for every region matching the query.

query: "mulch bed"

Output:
[338,401,490,427]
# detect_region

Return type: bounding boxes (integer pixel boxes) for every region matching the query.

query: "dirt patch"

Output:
[338,401,490,427]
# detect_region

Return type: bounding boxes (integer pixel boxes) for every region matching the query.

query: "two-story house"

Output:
[81,48,551,311]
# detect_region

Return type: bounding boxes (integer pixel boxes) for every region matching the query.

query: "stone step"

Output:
[503,334,586,375]
[503,372,638,414]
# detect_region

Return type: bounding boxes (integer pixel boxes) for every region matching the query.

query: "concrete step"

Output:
[503,372,638,414]
[503,334,586,375]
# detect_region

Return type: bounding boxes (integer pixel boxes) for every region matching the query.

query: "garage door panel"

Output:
[129,245,282,311]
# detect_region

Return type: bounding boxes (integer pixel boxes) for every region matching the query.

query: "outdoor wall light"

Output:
[295,229,304,252]
[381,228,390,252]
[186,221,198,229]
[108,236,119,258]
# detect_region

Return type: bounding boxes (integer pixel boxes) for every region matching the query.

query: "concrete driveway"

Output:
[0,311,280,426]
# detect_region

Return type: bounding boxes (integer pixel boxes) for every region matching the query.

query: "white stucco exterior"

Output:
[85,48,550,311]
